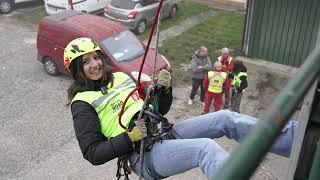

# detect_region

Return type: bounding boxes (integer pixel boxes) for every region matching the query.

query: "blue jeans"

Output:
[129,110,297,179]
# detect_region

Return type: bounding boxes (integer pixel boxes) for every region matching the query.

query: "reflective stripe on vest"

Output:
[217,56,233,65]
[72,72,144,138]
[232,72,248,92]
[207,71,227,93]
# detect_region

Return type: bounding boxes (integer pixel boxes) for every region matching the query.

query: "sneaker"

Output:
[201,112,207,115]
[188,98,193,105]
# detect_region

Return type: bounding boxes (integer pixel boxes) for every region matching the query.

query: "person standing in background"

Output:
[217,47,234,109]
[202,61,227,114]
[188,46,212,105]
[231,61,248,113]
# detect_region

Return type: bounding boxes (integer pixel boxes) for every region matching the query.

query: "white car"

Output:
[0,0,38,14]
[44,0,110,15]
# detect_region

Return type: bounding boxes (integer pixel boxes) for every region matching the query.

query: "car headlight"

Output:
[131,71,151,82]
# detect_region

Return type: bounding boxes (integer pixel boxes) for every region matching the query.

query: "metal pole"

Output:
[211,48,320,180]
[152,9,161,82]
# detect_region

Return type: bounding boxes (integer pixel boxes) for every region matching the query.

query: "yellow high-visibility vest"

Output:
[207,71,227,93]
[232,72,248,92]
[72,72,144,138]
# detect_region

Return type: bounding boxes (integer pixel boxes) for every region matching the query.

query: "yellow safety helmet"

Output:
[64,37,102,72]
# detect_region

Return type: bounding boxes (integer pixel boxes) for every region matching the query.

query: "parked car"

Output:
[104,0,178,34]
[37,10,171,81]
[0,0,40,14]
[44,0,110,15]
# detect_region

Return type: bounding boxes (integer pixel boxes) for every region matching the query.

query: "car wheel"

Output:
[0,0,13,14]
[169,5,177,18]
[43,57,59,76]
[135,20,147,34]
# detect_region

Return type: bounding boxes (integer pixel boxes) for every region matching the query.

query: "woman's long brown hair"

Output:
[67,51,113,104]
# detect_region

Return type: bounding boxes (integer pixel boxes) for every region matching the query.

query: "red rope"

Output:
[118,87,139,129]
[118,0,165,129]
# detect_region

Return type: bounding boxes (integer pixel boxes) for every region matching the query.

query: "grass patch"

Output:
[138,0,210,40]
[159,11,244,85]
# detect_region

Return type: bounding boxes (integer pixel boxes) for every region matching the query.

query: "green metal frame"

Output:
[211,48,320,180]
[246,0,320,67]
[309,141,320,180]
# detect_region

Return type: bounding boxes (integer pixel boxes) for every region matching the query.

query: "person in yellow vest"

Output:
[64,37,296,180]
[202,61,227,114]
[217,47,235,109]
[231,61,248,113]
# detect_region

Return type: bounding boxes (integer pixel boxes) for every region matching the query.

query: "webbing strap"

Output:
[143,126,182,179]
[169,128,182,139]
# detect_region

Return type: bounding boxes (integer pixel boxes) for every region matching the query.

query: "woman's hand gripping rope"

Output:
[127,120,148,142]
[157,69,172,89]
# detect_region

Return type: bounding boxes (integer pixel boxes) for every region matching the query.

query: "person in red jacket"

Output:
[202,61,227,114]
[217,47,234,109]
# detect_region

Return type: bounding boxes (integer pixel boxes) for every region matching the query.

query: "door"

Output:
[162,0,171,18]
[140,0,159,25]
[44,27,66,72]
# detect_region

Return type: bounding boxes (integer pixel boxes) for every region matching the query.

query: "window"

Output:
[141,0,158,6]
[101,30,145,62]
[110,0,138,10]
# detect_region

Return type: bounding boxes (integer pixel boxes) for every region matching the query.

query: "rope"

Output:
[117,1,165,180]
[118,0,165,134]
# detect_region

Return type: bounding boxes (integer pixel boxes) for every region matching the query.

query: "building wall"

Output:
[243,0,320,67]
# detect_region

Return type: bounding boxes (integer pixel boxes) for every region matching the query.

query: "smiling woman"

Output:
[82,51,104,81]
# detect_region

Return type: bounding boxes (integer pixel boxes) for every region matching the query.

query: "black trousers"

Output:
[189,78,205,102]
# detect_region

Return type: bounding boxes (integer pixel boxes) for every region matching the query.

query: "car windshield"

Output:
[110,0,138,10]
[102,30,145,62]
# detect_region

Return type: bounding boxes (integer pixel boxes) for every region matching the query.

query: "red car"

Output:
[37,10,170,82]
